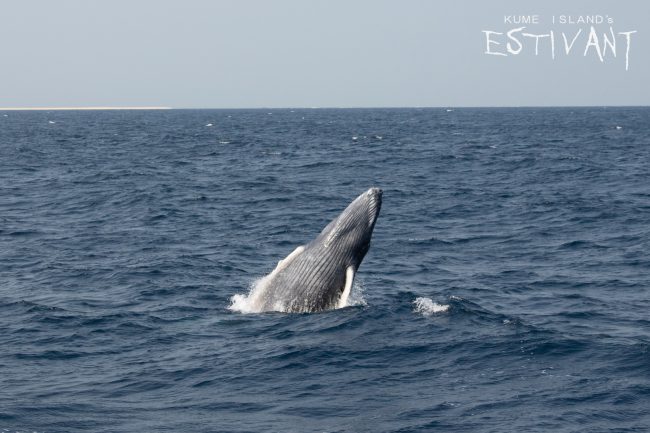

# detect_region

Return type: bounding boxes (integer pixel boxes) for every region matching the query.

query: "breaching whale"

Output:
[247,187,382,313]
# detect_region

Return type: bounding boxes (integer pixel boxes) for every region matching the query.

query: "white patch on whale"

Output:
[336,266,355,309]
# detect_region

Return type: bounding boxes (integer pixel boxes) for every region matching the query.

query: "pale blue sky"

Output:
[1,0,648,107]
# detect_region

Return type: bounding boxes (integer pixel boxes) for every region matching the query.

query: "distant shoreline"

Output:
[0,106,172,111]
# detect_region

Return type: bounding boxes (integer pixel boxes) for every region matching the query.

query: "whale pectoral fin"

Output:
[273,246,305,273]
[337,266,355,308]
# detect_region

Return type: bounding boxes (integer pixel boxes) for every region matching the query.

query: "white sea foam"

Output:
[413,297,449,316]
[228,274,270,314]
[228,292,257,313]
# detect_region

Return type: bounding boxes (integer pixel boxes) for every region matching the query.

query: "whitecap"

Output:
[205,123,213,127]
[413,297,449,316]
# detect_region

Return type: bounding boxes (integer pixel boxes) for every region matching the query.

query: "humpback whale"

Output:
[248,188,382,313]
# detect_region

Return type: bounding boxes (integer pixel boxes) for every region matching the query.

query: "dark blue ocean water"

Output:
[1,107,650,433]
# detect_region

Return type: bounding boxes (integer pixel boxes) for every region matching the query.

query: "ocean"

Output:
[1,107,649,432]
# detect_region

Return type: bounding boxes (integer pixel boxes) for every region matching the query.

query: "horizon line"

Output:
[176,104,650,109]
[1,104,649,111]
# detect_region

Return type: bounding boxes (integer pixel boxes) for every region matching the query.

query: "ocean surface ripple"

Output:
[1,107,650,432]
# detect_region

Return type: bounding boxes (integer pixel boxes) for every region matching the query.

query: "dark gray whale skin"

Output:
[253,188,382,313]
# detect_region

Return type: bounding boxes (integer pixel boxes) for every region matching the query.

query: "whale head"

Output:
[238,187,383,313]
[318,187,382,269]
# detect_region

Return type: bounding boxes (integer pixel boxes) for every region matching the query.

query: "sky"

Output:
[0,0,648,108]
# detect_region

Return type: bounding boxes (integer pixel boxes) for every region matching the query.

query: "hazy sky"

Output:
[1,0,648,108]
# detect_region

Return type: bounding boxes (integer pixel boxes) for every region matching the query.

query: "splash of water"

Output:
[413,297,449,316]
[228,274,271,314]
